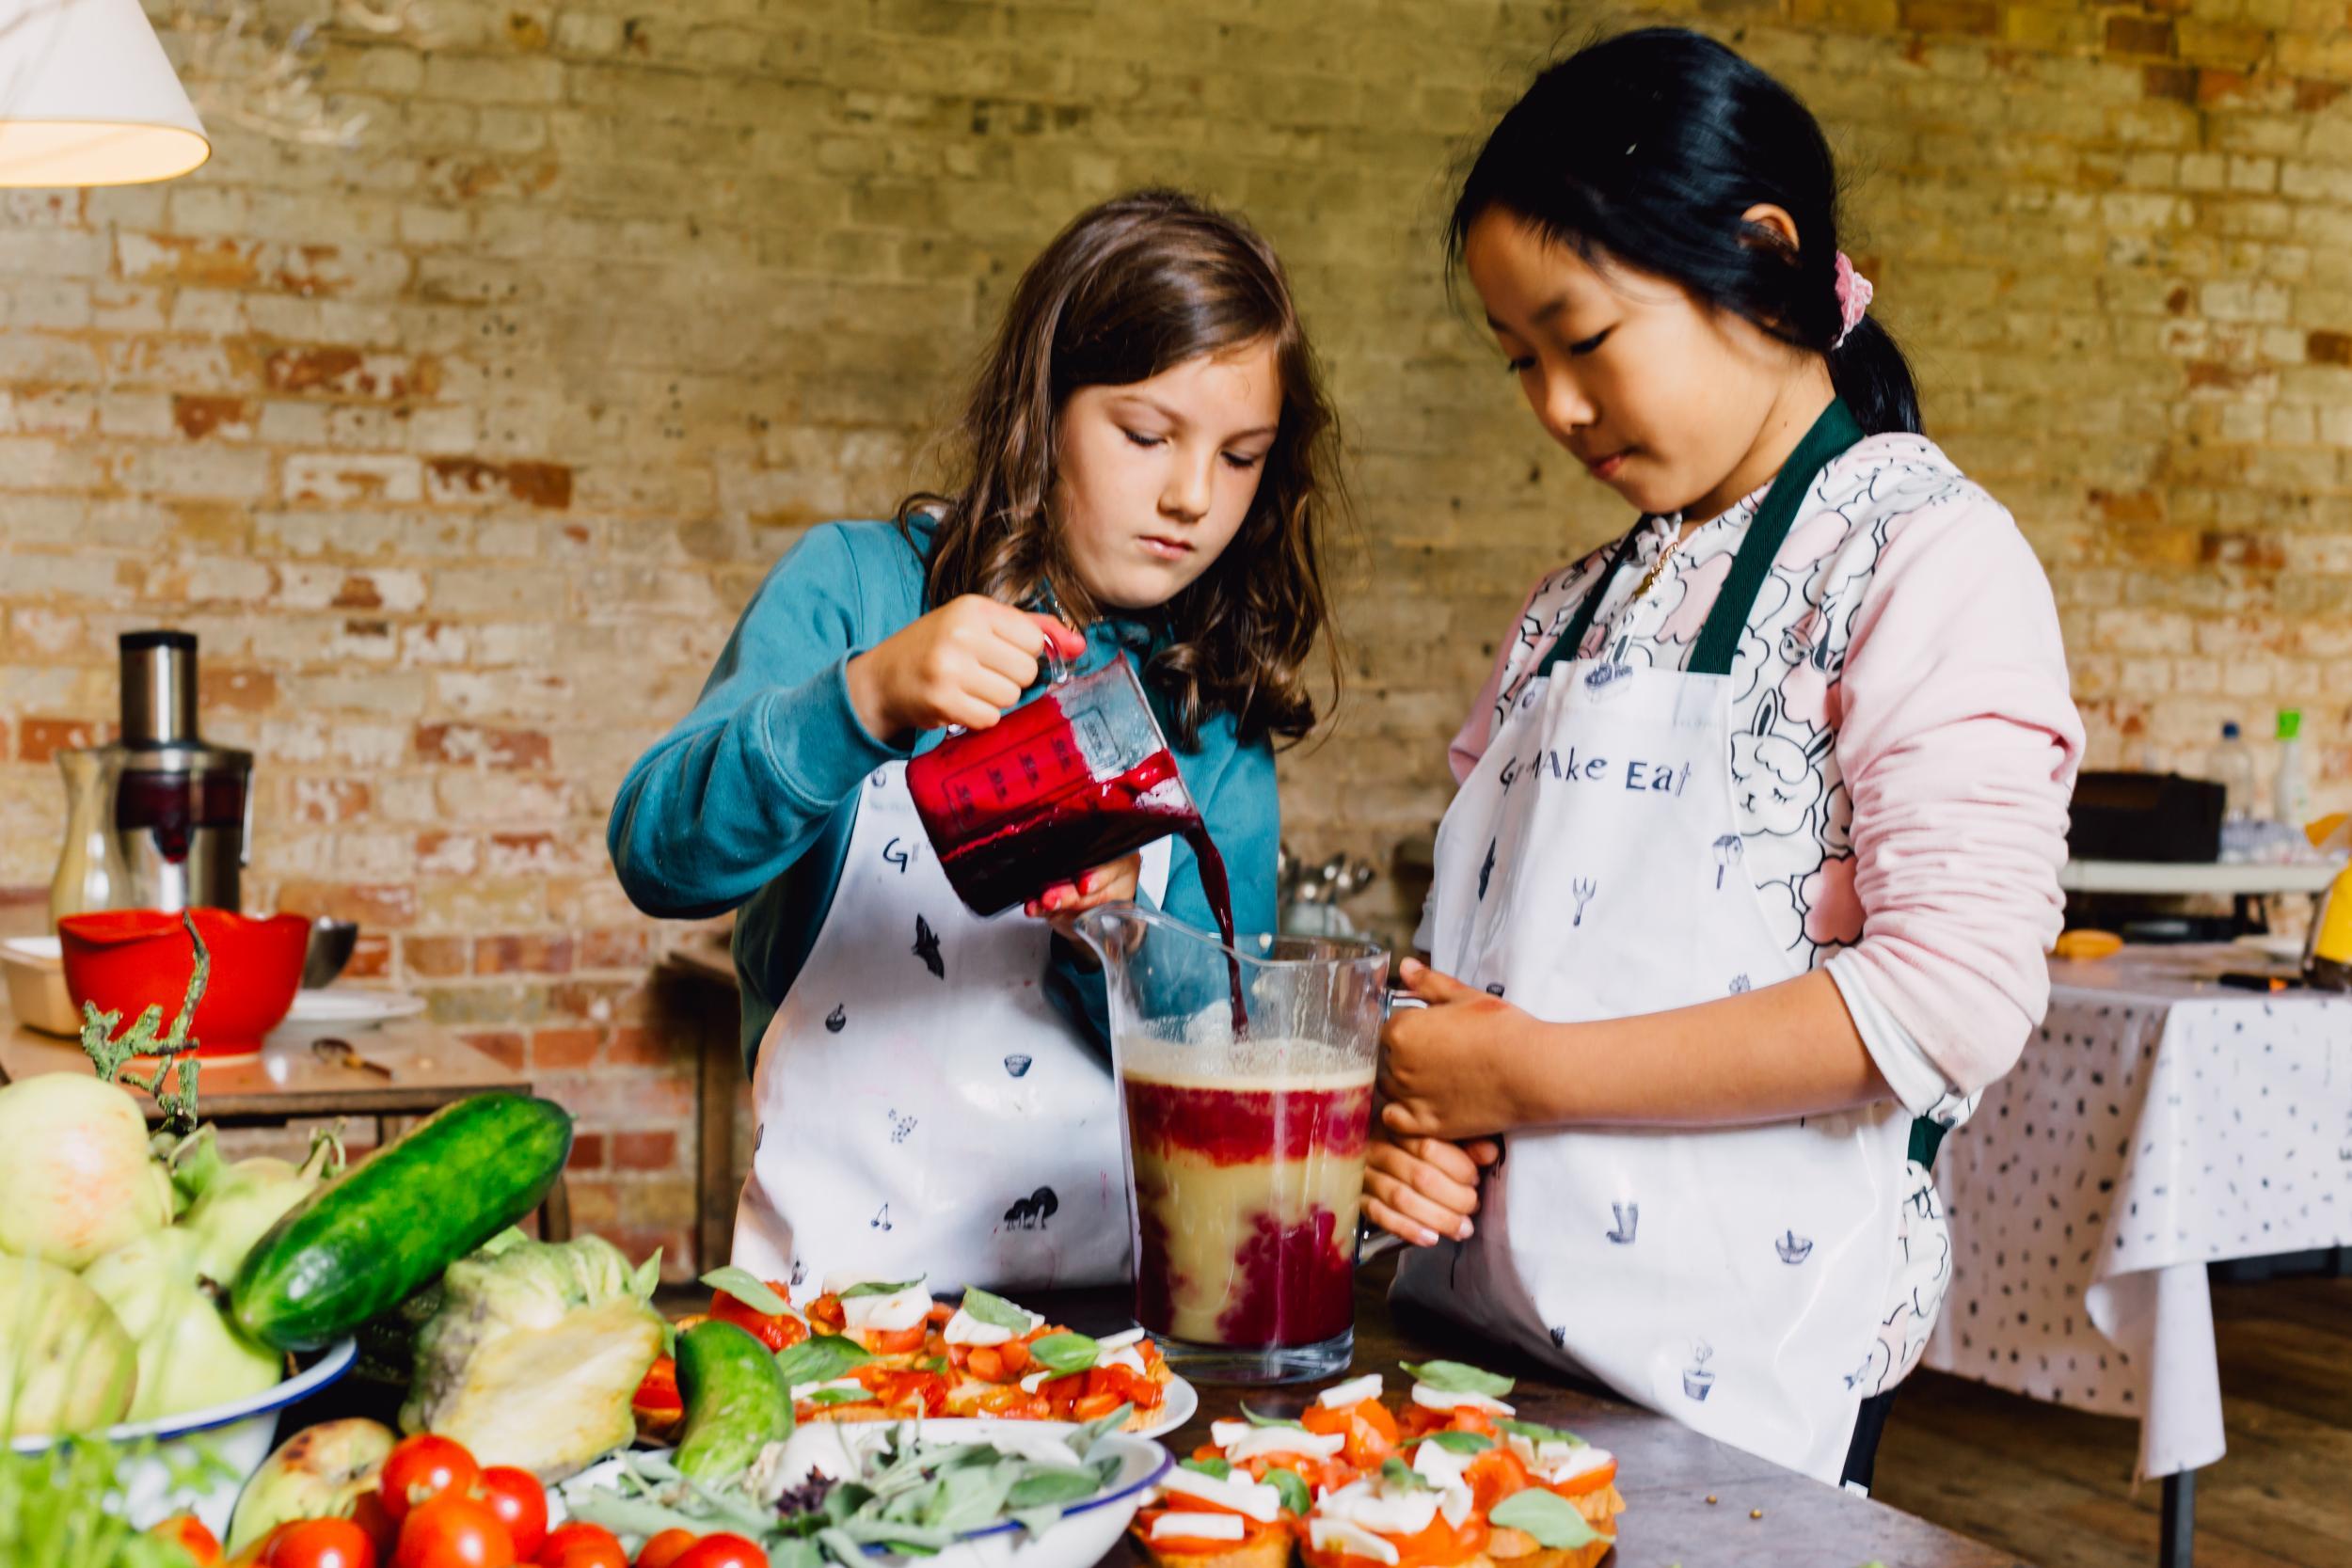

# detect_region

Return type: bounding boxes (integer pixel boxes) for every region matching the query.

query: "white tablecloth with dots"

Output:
[1922,945,2352,1480]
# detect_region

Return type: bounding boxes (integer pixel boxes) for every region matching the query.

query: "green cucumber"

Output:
[675,1319,793,1481]
[230,1092,573,1351]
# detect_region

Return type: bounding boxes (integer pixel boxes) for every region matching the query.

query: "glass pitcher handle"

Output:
[1355,985,1430,1263]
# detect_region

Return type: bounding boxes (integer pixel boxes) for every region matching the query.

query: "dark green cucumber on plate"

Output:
[675,1319,793,1481]
[230,1092,573,1351]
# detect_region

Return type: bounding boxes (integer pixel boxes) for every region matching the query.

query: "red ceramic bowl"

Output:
[57,909,310,1056]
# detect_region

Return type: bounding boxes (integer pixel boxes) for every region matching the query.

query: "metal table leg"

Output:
[2159,1469,2194,1568]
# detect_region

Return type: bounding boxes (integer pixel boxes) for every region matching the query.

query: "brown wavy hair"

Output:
[897,188,1343,750]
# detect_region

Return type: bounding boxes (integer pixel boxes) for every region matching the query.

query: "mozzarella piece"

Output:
[1159,1467,1282,1523]
[790,1377,873,1403]
[1408,1442,1477,1529]
[1308,1519,1401,1564]
[1409,1384,1514,1416]
[1098,1327,1148,1351]
[1312,1478,1438,1537]
[1316,1373,1384,1409]
[1019,1370,1052,1394]
[1500,1432,1612,1481]
[1212,1424,1346,1464]
[1152,1513,1248,1543]
[841,1283,932,1334]
[942,1305,1042,1346]
[1104,1345,1150,1376]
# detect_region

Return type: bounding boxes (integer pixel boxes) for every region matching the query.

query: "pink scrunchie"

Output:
[1834,251,1874,349]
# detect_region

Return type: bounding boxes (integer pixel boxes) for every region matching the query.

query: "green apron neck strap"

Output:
[1688,399,1865,676]
[1532,400,1865,683]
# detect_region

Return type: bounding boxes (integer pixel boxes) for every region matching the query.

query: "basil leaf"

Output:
[1027,1331,1101,1377]
[1265,1467,1311,1515]
[917,1355,951,1375]
[1069,1403,1134,1457]
[1400,1358,1516,1398]
[1418,1430,1495,1454]
[1378,1457,1428,1492]
[1007,1466,1104,1509]
[701,1265,789,1316]
[807,1386,875,1406]
[1180,1456,1233,1481]
[1240,1403,1306,1431]
[840,1276,925,1299]
[1495,1418,1587,1448]
[776,1334,874,1385]
[1488,1487,1610,1548]
[958,1286,1038,1332]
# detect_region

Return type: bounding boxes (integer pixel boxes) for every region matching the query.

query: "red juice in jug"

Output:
[906,658,1248,1033]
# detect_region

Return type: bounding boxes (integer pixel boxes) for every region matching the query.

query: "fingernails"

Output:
[1080,870,1102,894]
[1456,1219,1475,1241]
[1417,1227,1440,1246]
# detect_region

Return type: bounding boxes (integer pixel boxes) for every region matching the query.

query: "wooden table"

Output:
[1052,1256,2033,1568]
[0,993,571,1240]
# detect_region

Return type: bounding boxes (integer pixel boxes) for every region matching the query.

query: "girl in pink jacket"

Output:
[1367,29,2084,1489]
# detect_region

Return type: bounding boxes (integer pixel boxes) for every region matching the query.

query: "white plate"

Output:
[1136,1372,1196,1438]
[557,1418,1173,1568]
[278,989,427,1031]
[9,1338,358,1538]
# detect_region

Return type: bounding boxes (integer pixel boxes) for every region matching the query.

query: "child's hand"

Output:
[847,595,1085,740]
[1029,855,1141,922]
[1363,1132,1486,1247]
[1378,958,1536,1141]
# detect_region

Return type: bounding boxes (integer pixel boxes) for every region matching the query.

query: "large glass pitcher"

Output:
[1072,904,1389,1383]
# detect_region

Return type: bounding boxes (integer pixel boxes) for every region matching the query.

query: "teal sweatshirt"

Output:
[607,518,1281,1069]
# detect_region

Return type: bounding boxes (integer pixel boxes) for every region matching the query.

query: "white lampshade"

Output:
[0,0,209,186]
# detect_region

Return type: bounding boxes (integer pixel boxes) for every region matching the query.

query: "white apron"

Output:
[733,757,1170,1296]
[1394,403,1941,1484]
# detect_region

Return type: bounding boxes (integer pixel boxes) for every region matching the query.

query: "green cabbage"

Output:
[398,1234,663,1481]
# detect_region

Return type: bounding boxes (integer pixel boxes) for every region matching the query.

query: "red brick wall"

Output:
[5,0,2349,1273]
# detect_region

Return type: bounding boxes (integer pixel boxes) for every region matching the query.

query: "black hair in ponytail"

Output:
[1449,27,1922,436]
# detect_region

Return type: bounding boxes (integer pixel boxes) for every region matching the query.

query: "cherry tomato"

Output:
[862,1323,927,1356]
[150,1515,224,1568]
[707,1282,809,1353]
[537,1524,627,1568]
[268,1518,377,1568]
[632,1358,683,1418]
[633,1530,696,1568]
[803,1294,847,1335]
[230,1526,292,1568]
[668,1537,768,1568]
[351,1492,402,1560]
[469,1467,547,1560]
[964,1346,1006,1384]
[392,1495,513,1568]
[379,1434,481,1524]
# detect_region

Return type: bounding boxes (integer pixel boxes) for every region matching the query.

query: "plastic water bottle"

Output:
[2210,721,2259,860]
[2209,721,2256,817]
[2275,708,2312,839]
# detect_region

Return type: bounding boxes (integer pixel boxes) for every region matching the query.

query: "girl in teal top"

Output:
[608,190,1345,1292]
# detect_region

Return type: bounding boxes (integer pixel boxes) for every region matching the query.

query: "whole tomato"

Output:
[668,1538,768,1568]
[470,1467,548,1560]
[268,1518,378,1568]
[392,1496,513,1568]
[379,1434,482,1524]
[537,1523,628,1568]
[633,1530,696,1568]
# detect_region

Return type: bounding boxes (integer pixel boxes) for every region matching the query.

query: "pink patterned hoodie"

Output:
[1444,432,2084,1117]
